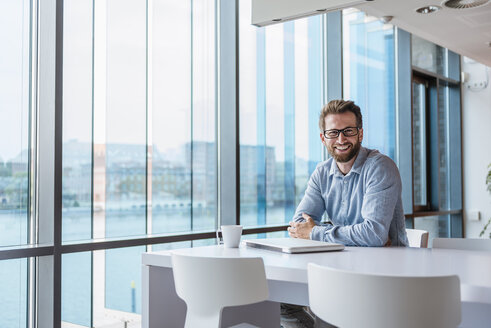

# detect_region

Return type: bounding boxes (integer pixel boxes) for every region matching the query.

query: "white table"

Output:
[142,244,491,328]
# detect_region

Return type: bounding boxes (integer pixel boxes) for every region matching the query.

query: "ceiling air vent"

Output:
[443,0,490,9]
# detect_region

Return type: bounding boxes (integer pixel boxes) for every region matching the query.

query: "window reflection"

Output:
[239,0,324,228]
[0,0,31,248]
[61,0,217,326]
[413,81,428,207]
[343,9,396,160]
[412,35,448,77]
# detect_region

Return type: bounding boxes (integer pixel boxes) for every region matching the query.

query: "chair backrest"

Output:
[307,264,461,328]
[406,228,429,248]
[432,238,491,251]
[172,254,268,327]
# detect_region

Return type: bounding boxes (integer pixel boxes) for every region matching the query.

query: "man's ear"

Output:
[320,133,326,145]
[358,128,363,143]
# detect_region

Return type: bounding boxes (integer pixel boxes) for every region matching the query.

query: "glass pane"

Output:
[343,9,396,160]
[411,35,447,76]
[62,252,91,327]
[63,0,93,242]
[413,82,427,207]
[414,215,450,247]
[0,259,28,328]
[239,0,324,228]
[102,0,147,238]
[93,247,144,327]
[0,0,31,247]
[151,0,216,235]
[438,84,450,210]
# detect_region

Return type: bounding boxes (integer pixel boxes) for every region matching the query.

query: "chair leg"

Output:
[184,311,221,328]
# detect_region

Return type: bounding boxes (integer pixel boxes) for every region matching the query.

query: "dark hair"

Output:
[318,100,363,131]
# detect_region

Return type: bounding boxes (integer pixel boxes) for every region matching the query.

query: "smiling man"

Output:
[288,100,408,247]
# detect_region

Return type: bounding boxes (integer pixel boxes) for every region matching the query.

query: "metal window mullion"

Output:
[53,0,64,326]
[35,0,60,326]
[28,0,40,327]
[145,0,152,244]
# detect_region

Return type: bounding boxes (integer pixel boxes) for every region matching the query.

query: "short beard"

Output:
[327,139,361,163]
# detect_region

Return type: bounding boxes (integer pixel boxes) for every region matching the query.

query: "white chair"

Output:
[432,238,491,251]
[307,264,461,328]
[406,228,429,248]
[171,253,268,328]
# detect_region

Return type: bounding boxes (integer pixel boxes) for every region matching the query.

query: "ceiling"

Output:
[358,0,491,67]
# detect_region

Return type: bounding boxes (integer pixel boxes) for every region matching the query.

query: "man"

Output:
[288,99,408,246]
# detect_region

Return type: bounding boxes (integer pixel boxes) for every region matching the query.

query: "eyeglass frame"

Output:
[323,127,360,139]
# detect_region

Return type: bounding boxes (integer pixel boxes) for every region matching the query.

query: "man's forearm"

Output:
[310,222,389,246]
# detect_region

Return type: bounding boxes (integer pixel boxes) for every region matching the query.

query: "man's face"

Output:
[321,112,363,163]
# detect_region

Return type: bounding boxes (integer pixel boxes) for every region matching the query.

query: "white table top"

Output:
[142,244,491,304]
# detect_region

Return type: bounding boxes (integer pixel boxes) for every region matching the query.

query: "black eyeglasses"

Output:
[323,127,359,139]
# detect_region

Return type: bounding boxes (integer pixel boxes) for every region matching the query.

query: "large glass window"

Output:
[61,0,216,326]
[410,36,462,238]
[0,0,31,248]
[239,0,325,228]
[342,9,396,160]
[0,2,32,326]
[63,0,93,242]
[1,2,466,327]
[150,0,216,235]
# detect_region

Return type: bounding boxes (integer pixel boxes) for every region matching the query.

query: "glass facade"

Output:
[0,1,31,326]
[61,0,216,326]
[63,0,93,242]
[62,252,91,326]
[0,2,465,327]
[0,0,31,248]
[239,0,325,228]
[343,9,396,160]
[0,259,28,328]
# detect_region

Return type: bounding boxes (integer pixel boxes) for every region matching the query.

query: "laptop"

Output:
[242,238,344,254]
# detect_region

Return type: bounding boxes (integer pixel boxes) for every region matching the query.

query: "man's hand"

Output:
[288,213,316,239]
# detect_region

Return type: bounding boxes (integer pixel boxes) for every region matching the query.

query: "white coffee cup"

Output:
[216,225,243,248]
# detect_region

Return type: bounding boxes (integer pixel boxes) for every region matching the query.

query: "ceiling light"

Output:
[381,15,394,23]
[415,5,442,14]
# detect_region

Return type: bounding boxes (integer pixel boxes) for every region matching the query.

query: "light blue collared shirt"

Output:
[293,147,408,247]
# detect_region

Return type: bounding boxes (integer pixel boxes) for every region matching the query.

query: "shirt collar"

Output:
[328,146,368,177]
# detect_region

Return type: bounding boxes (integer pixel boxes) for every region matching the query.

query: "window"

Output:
[62,0,217,325]
[343,9,396,160]
[0,1,32,326]
[239,0,326,228]
[0,3,465,327]
[410,35,462,237]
